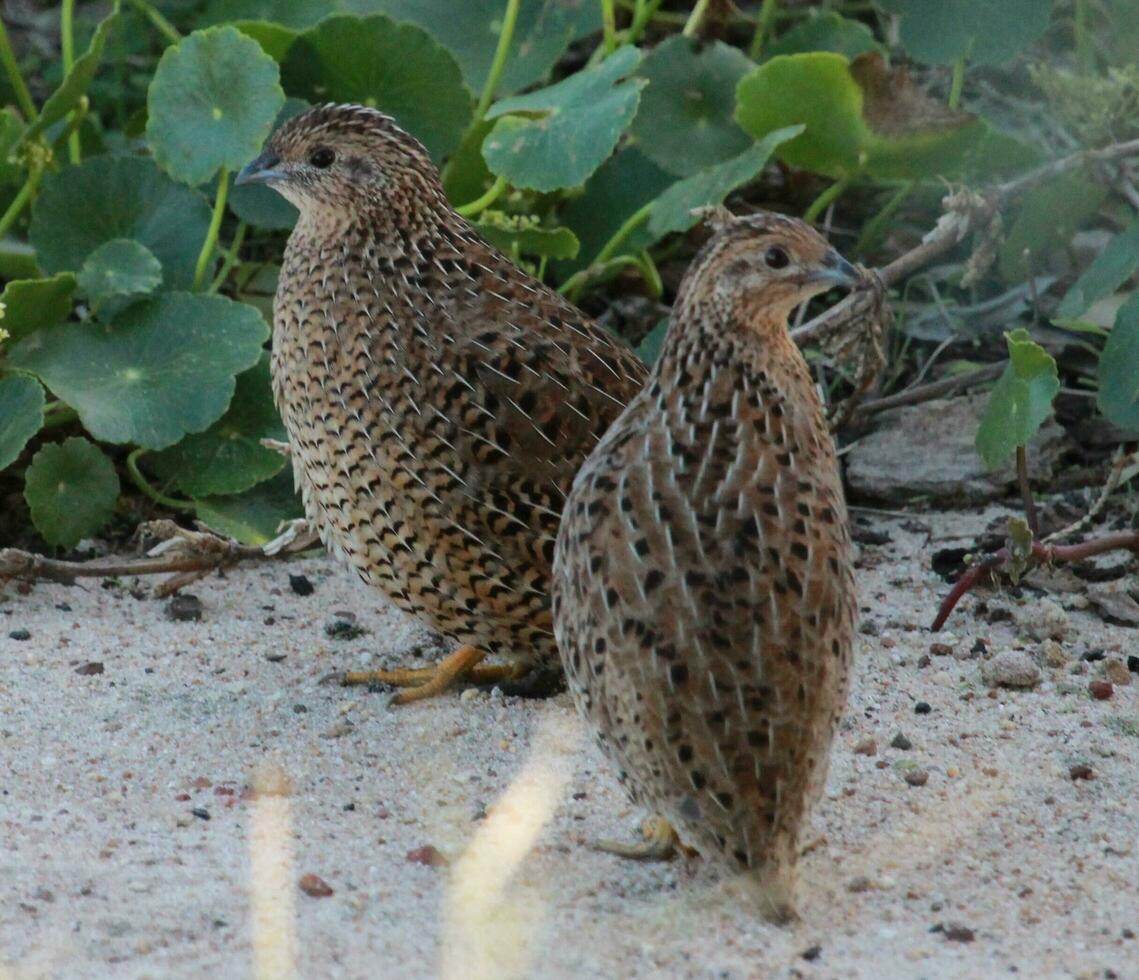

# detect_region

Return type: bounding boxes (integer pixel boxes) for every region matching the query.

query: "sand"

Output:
[1,506,1137,979]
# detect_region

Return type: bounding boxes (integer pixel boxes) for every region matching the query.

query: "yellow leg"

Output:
[593,815,679,861]
[341,645,519,705]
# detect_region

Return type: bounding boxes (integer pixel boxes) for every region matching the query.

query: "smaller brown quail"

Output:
[552,210,865,920]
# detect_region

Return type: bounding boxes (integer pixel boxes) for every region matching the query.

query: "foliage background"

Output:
[0,0,1136,551]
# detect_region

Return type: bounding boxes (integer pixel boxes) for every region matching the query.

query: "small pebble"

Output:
[890,733,913,750]
[969,638,988,657]
[8,629,31,641]
[801,945,822,962]
[406,845,448,867]
[941,923,976,943]
[289,574,314,596]
[1069,764,1095,781]
[852,737,877,756]
[1040,639,1070,668]
[1089,680,1114,701]
[299,874,334,897]
[1104,659,1131,687]
[166,594,203,622]
[980,650,1042,689]
[1081,648,1106,663]
[914,702,932,715]
[929,642,953,657]
[191,807,210,821]
[1128,655,1139,674]
[903,769,929,787]
[1020,598,1068,641]
[74,661,105,676]
[846,875,872,893]
[264,652,287,663]
[916,654,931,669]
[324,613,368,641]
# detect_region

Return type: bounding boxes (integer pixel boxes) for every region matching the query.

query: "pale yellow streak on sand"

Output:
[248,760,298,980]
[441,713,580,980]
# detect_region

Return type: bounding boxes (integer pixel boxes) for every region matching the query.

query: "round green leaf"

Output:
[8,292,269,450]
[999,176,1107,282]
[147,26,286,186]
[632,36,754,178]
[484,46,646,192]
[348,0,600,95]
[77,239,163,311]
[200,0,339,30]
[765,13,884,59]
[24,437,120,548]
[228,98,308,230]
[473,216,579,261]
[282,15,473,159]
[0,274,76,342]
[194,470,303,544]
[881,0,1052,66]
[1057,220,1139,320]
[975,329,1060,470]
[149,354,287,496]
[1098,293,1139,432]
[0,374,45,471]
[232,20,300,62]
[30,155,212,289]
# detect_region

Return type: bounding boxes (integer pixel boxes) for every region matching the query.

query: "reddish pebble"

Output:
[929,642,953,657]
[214,786,235,796]
[299,874,334,897]
[942,924,975,943]
[1089,680,1113,700]
[904,769,929,787]
[191,777,212,790]
[1069,764,1095,781]
[406,845,448,867]
[174,793,191,802]
[852,737,877,756]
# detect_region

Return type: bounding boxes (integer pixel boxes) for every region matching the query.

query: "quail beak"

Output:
[235,149,284,186]
[807,249,861,290]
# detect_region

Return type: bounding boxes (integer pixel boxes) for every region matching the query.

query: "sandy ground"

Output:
[1,506,1137,980]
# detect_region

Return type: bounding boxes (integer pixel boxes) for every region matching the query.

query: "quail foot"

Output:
[552,210,866,920]
[237,104,648,704]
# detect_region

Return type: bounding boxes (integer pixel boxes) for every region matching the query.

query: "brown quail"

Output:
[236,104,647,703]
[551,210,863,920]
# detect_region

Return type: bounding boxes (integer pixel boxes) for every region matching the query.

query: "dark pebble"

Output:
[801,945,822,962]
[1069,764,1095,781]
[293,704,308,714]
[939,923,976,943]
[1128,656,1139,674]
[74,661,105,676]
[166,594,202,622]
[191,807,211,821]
[914,701,932,715]
[342,802,356,812]
[970,638,988,657]
[265,652,287,663]
[1081,649,1106,663]
[324,613,368,641]
[891,733,913,750]
[289,574,314,597]
[54,603,71,612]
[8,629,31,641]
[916,654,931,669]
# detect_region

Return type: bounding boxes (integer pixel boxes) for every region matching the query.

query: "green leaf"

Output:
[27,2,121,138]
[643,126,804,245]
[0,274,76,343]
[975,329,1060,470]
[233,20,300,62]
[200,0,339,29]
[999,175,1107,282]
[0,374,45,471]
[147,27,286,187]
[765,12,884,60]
[635,317,670,366]
[881,0,1053,66]
[483,46,645,192]
[30,155,213,290]
[228,98,307,230]
[556,148,674,276]
[149,354,287,496]
[1098,293,1139,432]
[474,216,579,260]
[8,293,269,450]
[77,239,163,312]
[631,36,754,178]
[347,0,600,95]
[0,108,24,186]
[194,469,303,545]
[1057,220,1139,320]
[736,52,1035,181]
[24,437,120,547]
[282,15,473,159]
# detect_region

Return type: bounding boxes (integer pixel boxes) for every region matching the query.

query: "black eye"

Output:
[765,246,790,270]
[309,147,335,169]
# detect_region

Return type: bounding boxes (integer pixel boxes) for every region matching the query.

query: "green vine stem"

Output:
[0,161,45,239]
[194,169,230,291]
[803,174,852,224]
[854,180,914,254]
[601,0,618,54]
[560,253,649,301]
[474,0,521,123]
[635,250,663,299]
[750,0,780,59]
[455,175,508,217]
[208,220,247,294]
[0,17,36,120]
[947,56,965,109]
[682,0,712,37]
[127,449,195,511]
[624,0,663,45]
[61,0,81,163]
[126,0,182,45]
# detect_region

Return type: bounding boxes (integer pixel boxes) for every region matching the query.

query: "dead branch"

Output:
[855,362,1004,417]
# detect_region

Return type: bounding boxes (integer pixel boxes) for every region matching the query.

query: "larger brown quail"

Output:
[551,210,862,920]
[236,104,647,703]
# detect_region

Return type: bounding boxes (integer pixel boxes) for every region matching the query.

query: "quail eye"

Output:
[309,147,335,169]
[764,246,790,270]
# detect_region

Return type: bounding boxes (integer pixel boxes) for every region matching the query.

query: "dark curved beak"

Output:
[235,149,283,186]
[809,249,860,289]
